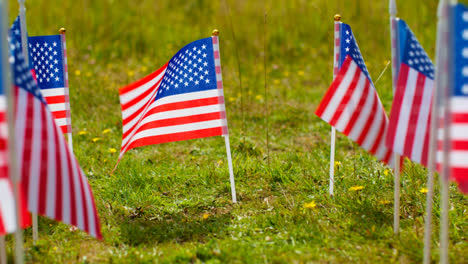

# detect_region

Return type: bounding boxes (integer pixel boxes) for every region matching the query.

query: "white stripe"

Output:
[57,120,71,224]
[0,180,16,233]
[451,97,468,112]
[375,135,389,160]
[320,62,359,122]
[393,69,418,154]
[334,73,367,131]
[121,87,159,121]
[411,78,434,163]
[362,101,385,150]
[69,143,84,230]
[53,118,68,127]
[448,124,468,140]
[80,169,97,237]
[349,83,376,141]
[28,99,43,213]
[45,110,57,218]
[130,119,223,142]
[48,103,66,112]
[15,89,27,171]
[437,151,468,167]
[40,87,65,97]
[120,70,166,105]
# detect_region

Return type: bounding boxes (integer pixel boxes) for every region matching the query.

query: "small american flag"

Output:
[315,23,394,166]
[118,36,228,163]
[8,26,102,238]
[10,17,72,134]
[444,3,468,193]
[386,19,434,167]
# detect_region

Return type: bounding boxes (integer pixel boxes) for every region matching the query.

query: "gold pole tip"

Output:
[59,28,66,34]
[334,14,341,21]
[212,29,219,36]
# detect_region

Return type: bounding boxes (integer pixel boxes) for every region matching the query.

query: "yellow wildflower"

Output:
[379,200,391,205]
[74,70,81,76]
[383,169,390,177]
[284,71,290,77]
[85,72,92,77]
[298,71,305,76]
[53,247,58,251]
[202,213,210,220]
[127,71,135,77]
[420,188,428,194]
[78,130,87,136]
[228,97,236,102]
[334,161,341,169]
[140,66,148,72]
[303,201,316,209]
[255,95,263,101]
[102,128,112,134]
[108,148,117,154]
[349,186,364,192]
[92,137,101,143]
[273,79,280,85]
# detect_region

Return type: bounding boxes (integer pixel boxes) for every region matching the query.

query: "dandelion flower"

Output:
[255,95,263,101]
[78,130,87,135]
[127,71,135,77]
[273,79,280,85]
[379,200,391,205]
[74,70,81,76]
[420,188,428,194]
[85,72,92,77]
[108,148,117,153]
[202,213,210,220]
[303,201,316,209]
[298,71,305,76]
[92,137,101,143]
[383,169,390,176]
[102,128,112,134]
[334,161,341,169]
[349,186,364,192]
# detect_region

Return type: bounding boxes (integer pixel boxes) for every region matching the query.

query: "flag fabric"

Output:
[446,3,468,193]
[118,36,228,162]
[315,23,394,166]
[8,27,102,238]
[10,17,72,134]
[386,20,435,167]
[0,13,30,235]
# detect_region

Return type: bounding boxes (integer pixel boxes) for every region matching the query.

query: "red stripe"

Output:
[51,110,67,119]
[329,66,361,126]
[356,92,379,145]
[87,177,102,239]
[421,103,432,166]
[122,97,221,139]
[121,89,159,127]
[126,127,223,152]
[451,140,468,150]
[383,150,393,165]
[44,95,66,105]
[451,167,468,193]
[119,63,167,94]
[134,112,222,136]
[76,162,89,236]
[64,139,77,227]
[403,72,426,158]
[452,113,468,123]
[315,56,352,117]
[386,64,410,149]
[21,94,35,206]
[38,106,49,215]
[343,80,371,135]
[54,122,63,222]
[60,125,68,134]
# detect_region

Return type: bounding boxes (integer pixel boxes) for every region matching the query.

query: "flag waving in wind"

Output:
[386,19,435,167]
[315,23,394,166]
[8,25,102,239]
[118,36,228,163]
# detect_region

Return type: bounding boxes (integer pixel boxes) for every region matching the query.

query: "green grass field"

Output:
[4,0,468,263]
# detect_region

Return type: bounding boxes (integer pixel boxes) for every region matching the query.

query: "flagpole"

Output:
[212,29,237,203]
[329,14,341,196]
[17,0,39,245]
[2,0,24,263]
[59,28,74,153]
[0,236,5,264]
[388,0,402,236]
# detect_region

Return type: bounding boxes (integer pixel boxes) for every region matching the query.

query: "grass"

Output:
[3,0,468,263]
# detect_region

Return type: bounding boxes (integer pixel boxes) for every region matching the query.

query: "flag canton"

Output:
[8,29,46,104]
[28,35,64,88]
[339,23,372,82]
[156,37,217,101]
[399,20,434,80]
[9,16,22,50]
[454,3,468,96]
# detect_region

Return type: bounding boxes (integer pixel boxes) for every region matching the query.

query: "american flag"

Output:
[445,3,468,193]
[118,36,228,163]
[315,23,394,165]
[386,20,435,167]
[8,26,102,238]
[10,17,72,134]
[0,13,29,235]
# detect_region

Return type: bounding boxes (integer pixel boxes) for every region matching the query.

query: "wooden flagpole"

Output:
[329,14,341,196]
[59,28,74,153]
[212,29,237,203]
[17,0,38,245]
[2,0,25,262]
[389,0,401,235]
[0,236,5,264]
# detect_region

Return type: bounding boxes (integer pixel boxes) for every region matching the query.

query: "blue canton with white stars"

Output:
[0,12,4,96]
[339,23,372,82]
[399,20,434,80]
[156,37,216,101]
[454,3,468,96]
[28,35,64,89]
[8,24,47,104]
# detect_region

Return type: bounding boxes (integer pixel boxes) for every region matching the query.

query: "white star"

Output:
[53,42,57,47]
[205,79,210,84]
[463,84,468,94]
[200,75,204,80]
[202,45,206,49]
[203,53,207,58]
[175,84,179,88]
[54,59,58,64]
[193,47,197,51]
[53,51,57,55]
[195,80,199,85]
[345,47,350,52]
[184,82,188,86]
[197,50,201,54]
[44,43,48,47]
[203,62,208,67]
[204,70,208,75]
[55,68,59,73]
